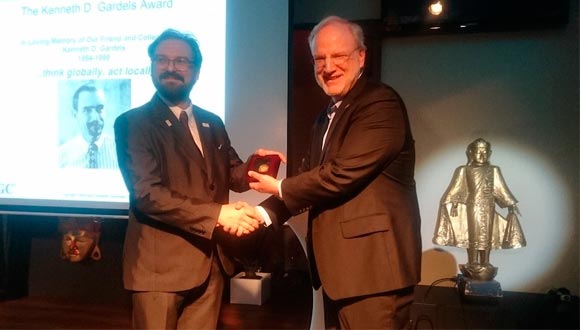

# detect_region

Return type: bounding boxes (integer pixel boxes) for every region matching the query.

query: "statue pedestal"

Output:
[457,274,502,303]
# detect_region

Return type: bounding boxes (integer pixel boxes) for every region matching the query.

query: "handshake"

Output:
[217,201,265,237]
[216,148,286,237]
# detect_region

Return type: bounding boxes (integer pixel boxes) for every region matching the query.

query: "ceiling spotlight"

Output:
[429,1,443,16]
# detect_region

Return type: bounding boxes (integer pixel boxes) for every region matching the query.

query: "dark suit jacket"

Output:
[114,93,249,292]
[261,78,422,300]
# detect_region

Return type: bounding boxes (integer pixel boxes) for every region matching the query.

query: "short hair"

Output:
[308,16,367,53]
[72,83,99,113]
[148,29,203,71]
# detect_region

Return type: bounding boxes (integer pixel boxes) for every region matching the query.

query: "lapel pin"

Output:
[202,122,210,128]
[165,120,172,127]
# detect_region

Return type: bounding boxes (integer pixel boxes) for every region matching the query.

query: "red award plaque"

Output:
[247,154,281,182]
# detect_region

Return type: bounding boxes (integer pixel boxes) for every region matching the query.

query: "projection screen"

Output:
[0,0,289,218]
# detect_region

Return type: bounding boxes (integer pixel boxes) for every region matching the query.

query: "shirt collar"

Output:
[157,93,192,119]
[169,103,193,119]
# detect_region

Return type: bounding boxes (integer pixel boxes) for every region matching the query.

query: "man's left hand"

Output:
[248,171,280,196]
[254,148,287,163]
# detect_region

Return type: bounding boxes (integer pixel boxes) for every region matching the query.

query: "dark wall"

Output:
[291,0,579,295]
[0,215,129,305]
[0,214,303,303]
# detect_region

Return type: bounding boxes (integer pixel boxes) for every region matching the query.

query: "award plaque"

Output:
[247,154,281,182]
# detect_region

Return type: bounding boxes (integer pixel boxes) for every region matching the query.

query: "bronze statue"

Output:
[433,138,526,281]
[58,217,102,262]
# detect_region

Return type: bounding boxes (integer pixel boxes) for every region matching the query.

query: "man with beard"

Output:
[114,29,276,329]
[59,82,118,169]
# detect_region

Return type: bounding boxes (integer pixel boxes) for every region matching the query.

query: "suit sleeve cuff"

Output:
[256,206,272,227]
[278,178,284,199]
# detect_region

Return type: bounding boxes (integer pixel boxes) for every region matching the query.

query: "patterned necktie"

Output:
[87,143,98,168]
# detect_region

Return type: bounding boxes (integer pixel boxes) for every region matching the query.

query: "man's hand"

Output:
[238,202,265,224]
[217,202,263,237]
[248,171,281,196]
[254,148,287,163]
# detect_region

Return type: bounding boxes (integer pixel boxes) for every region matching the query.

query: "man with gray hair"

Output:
[250,16,422,329]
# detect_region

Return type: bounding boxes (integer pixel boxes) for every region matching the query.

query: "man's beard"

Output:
[154,71,194,104]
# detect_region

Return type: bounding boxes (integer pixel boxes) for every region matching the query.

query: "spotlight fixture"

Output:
[428,1,443,16]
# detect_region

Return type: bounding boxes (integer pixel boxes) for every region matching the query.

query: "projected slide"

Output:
[0,0,225,216]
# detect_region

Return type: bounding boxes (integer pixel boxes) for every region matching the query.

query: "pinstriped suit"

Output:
[114,93,249,327]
